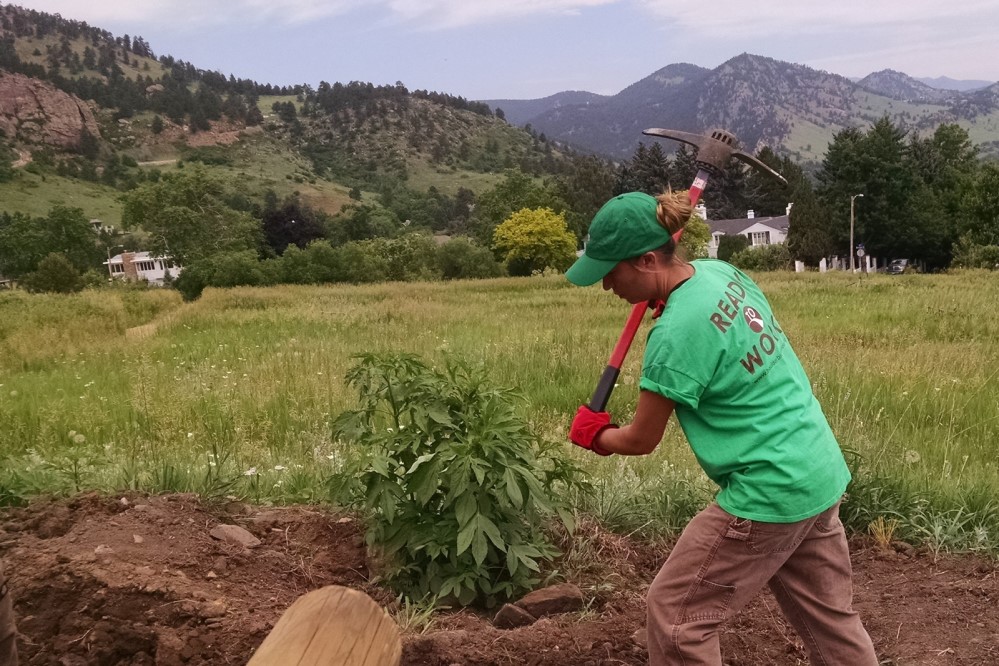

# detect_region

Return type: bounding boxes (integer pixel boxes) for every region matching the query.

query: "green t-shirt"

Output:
[639,259,850,522]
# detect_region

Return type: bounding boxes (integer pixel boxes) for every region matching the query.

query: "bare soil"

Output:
[2,494,997,665]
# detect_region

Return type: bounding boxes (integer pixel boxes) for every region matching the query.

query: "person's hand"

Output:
[569,405,616,456]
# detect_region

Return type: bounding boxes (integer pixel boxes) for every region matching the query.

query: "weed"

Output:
[868,516,899,550]
[392,594,444,635]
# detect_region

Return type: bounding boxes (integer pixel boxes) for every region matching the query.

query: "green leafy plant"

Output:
[333,353,584,606]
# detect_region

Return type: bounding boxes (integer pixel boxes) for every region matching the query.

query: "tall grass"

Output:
[1,270,997,553]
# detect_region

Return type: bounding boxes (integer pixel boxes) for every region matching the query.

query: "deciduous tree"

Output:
[120,167,262,264]
[492,207,577,276]
[0,207,101,278]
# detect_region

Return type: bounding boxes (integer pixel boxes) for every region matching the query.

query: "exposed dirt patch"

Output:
[2,494,997,665]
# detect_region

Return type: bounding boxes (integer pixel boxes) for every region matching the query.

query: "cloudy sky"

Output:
[11,1,998,99]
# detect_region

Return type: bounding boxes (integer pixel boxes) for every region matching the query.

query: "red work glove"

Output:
[569,405,616,456]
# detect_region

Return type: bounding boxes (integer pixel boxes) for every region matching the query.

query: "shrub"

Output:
[20,253,83,293]
[173,262,209,301]
[492,207,577,277]
[730,243,793,271]
[717,234,750,262]
[277,245,318,284]
[950,235,999,270]
[437,237,504,280]
[333,354,584,606]
[172,250,275,300]
[377,233,441,282]
[329,241,390,283]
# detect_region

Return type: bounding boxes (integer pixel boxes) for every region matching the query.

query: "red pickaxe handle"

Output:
[587,169,710,412]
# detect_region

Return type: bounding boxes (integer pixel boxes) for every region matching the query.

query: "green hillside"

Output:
[1,4,583,227]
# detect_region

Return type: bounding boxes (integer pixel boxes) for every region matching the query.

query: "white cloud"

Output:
[806,31,999,80]
[384,0,618,29]
[11,1,364,27]
[14,0,620,29]
[636,0,999,35]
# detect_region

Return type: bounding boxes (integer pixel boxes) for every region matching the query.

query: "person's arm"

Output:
[595,389,675,455]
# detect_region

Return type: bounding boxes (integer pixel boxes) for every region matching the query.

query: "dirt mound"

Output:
[2,494,997,665]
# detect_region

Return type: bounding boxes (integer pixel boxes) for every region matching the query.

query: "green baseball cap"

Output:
[565,192,672,286]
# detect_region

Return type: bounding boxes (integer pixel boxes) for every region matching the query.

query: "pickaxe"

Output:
[587,128,788,412]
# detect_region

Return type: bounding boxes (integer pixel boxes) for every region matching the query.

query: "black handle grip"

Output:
[588,365,620,412]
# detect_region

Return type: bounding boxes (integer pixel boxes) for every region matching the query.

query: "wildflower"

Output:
[244,467,257,477]
[903,450,921,464]
[273,465,287,471]
[73,433,86,444]
[187,432,194,439]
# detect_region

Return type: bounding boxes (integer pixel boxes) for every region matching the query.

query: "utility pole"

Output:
[106,244,123,279]
[849,193,864,272]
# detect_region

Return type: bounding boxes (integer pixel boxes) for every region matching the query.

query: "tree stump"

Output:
[248,585,401,665]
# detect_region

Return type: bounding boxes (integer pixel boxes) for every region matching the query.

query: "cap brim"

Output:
[565,254,619,286]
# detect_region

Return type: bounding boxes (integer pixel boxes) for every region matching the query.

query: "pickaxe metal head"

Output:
[642,127,787,186]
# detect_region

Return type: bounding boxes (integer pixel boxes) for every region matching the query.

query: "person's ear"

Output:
[635,252,659,271]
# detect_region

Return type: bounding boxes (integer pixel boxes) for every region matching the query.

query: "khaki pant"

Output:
[646,500,877,666]
[0,560,16,666]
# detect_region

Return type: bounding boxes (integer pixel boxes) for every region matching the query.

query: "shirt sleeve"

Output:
[639,316,715,410]
[639,363,706,409]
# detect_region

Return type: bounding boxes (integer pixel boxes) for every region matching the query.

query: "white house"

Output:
[105,251,182,285]
[705,205,792,258]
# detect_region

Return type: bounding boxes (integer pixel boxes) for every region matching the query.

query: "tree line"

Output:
[6,116,996,300]
[0,161,616,297]
[610,118,999,272]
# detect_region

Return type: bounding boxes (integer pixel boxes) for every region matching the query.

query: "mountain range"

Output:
[3,0,998,187]
[483,54,999,163]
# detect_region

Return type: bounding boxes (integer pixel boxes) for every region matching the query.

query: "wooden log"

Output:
[248,585,401,666]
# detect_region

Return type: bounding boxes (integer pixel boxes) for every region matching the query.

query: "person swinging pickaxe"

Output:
[585,128,788,412]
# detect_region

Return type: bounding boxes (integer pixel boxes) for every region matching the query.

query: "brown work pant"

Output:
[0,560,16,666]
[646,500,877,666]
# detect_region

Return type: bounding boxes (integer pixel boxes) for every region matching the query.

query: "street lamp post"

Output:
[849,193,864,272]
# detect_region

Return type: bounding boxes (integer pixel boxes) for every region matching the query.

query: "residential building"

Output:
[704,205,792,258]
[104,251,181,285]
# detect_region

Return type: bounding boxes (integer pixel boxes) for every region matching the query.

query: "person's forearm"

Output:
[595,423,660,456]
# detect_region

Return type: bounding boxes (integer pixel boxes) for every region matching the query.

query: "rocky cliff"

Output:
[0,72,101,149]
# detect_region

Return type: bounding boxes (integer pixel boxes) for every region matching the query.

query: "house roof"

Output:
[105,251,163,265]
[708,215,789,236]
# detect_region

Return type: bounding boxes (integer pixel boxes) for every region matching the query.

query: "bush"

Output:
[376,233,442,282]
[492,208,577,277]
[717,234,750,262]
[950,235,999,270]
[729,243,793,271]
[329,241,390,283]
[20,253,83,293]
[277,245,318,285]
[172,250,274,300]
[333,354,584,606]
[172,262,210,301]
[437,237,504,280]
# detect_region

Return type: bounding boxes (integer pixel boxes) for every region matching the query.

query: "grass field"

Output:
[1,271,998,553]
[0,170,125,220]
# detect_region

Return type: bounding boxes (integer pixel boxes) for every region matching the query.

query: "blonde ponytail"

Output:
[655,189,694,238]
